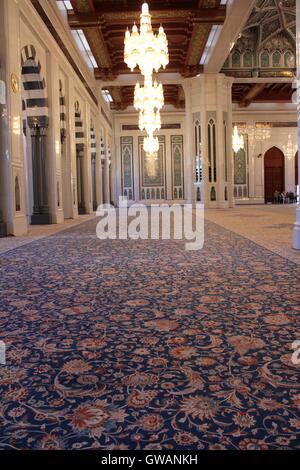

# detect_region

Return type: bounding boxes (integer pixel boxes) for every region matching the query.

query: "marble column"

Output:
[92,155,97,211]
[30,125,51,225]
[184,74,234,209]
[0,0,27,235]
[76,149,86,214]
[103,133,111,204]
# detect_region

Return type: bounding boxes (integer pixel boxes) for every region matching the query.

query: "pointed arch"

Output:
[21,45,48,131]
[264,146,285,203]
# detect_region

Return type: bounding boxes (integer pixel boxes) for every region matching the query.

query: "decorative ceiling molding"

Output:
[223,0,296,79]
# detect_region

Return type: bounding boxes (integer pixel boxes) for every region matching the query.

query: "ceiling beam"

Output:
[205,0,256,73]
[67,7,226,29]
[239,83,267,108]
[97,73,184,87]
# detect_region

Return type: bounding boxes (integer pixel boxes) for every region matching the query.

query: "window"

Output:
[243,52,252,68]
[260,51,270,68]
[272,51,281,67]
[232,51,241,68]
[208,119,217,183]
[72,29,98,69]
[102,90,113,104]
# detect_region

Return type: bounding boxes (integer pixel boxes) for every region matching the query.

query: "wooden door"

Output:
[264,147,284,203]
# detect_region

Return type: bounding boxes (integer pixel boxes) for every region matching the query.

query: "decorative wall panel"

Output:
[139,136,166,201]
[171,136,184,200]
[234,135,249,199]
[121,137,134,201]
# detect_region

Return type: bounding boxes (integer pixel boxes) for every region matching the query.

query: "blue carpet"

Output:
[0,219,299,450]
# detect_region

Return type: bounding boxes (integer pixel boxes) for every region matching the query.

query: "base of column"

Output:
[78,206,86,215]
[31,214,52,225]
[293,207,300,250]
[0,222,7,238]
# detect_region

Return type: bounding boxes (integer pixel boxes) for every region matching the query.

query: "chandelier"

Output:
[124,3,169,77]
[238,123,271,142]
[135,79,163,137]
[283,134,297,161]
[232,125,244,153]
[124,3,169,156]
[134,80,164,113]
[144,135,160,156]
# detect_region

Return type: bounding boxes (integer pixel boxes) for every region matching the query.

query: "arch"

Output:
[243,51,253,68]
[232,51,241,68]
[260,50,270,68]
[272,50,281,67]
[208,118,216,183]
[264,146,285,203]
[21,45,48,130]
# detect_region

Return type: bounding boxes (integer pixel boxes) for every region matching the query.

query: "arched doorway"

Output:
[264,146,284,203]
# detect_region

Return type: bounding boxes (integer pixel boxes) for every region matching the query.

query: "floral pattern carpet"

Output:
[0,218,300,450]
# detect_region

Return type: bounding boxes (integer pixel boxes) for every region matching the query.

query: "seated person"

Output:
[274,190,280,204]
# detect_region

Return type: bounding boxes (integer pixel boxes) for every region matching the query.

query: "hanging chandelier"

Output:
[232,125,244,153]
[134,80,164,113]
[135,79,163,136]
[124,2,169,156]
[283,134,297,161]
[124,3,169,78]
[143,135,160,156]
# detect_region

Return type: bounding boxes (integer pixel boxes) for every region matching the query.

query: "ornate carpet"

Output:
[0,219,299,450]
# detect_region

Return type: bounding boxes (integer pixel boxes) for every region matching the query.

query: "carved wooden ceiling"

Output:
[232,82,293,107]
[108,84,185,110]
[69,0,227,82]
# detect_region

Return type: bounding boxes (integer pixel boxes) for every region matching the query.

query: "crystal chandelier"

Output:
[143,135,159,156]
[283,134,297,161]
[236,123,271,143]
[124,3,169,156]
[124,3,169,78]
[135,79,163,137]
[134,80,164,113]
[232,125,244,153]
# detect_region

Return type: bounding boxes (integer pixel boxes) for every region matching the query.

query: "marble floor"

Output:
[205,204,300,265]
[0,215,95,255]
